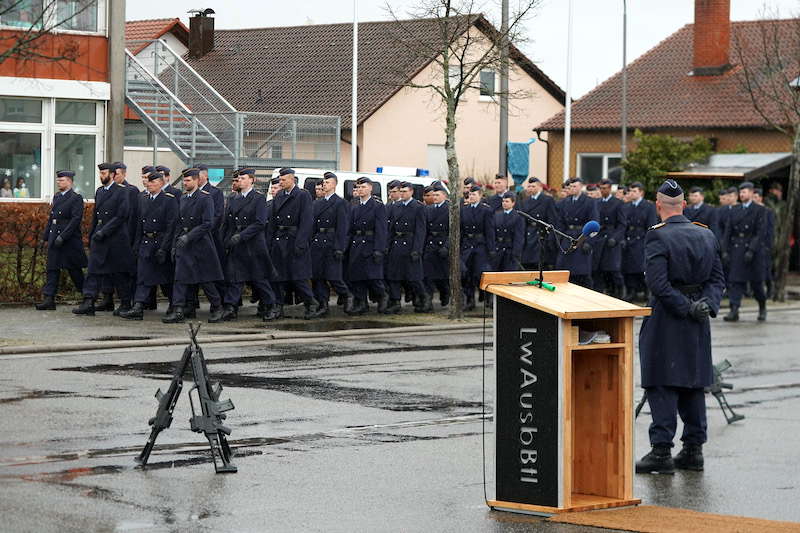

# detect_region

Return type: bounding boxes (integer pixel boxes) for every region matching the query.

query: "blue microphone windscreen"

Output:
[582,220,601,235]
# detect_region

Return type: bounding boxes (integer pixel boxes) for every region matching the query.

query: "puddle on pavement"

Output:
[263,320,418,332]
[89,335,153,342]
[0,389,116,404]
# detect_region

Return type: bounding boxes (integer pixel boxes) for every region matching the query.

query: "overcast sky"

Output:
[126,0,800,98]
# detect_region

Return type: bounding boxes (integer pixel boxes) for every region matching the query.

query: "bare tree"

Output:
[383,0,540,319]
[0,0,98,66]
[734,14,800,301]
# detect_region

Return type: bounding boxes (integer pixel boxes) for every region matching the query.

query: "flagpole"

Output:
[351,0,358,172]
[562,0,574,183]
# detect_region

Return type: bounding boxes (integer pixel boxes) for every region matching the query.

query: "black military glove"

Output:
[688,298,711,322]
[410,251,420,261]
[372,251,384,264]
[229,233,242,247]
[437,246,449,259]
[92,230,104,242]
[582,242,592,253]
[176,235,189,249]
[155,249,167,264]
[333,249,344,261]
[744,249,754,263]
[54,235,64,248]
[607,238,617,248]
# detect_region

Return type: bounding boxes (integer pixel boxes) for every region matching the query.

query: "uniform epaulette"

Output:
[165,192,175,198]
[650,222,666,230]
[201,190,210,194]
[117,183,126,188]
[692,221,708,229]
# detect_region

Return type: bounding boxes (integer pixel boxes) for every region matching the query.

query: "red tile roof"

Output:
[537,18,800,132]
[181,15,564,128]
[125,18,189,55]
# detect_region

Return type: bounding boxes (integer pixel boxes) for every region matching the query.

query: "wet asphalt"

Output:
[1,305,799,532]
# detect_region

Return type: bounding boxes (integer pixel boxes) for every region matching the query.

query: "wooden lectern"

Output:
[480,271,651,516]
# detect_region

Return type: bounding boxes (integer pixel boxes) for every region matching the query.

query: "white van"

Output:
[268,168,446,202]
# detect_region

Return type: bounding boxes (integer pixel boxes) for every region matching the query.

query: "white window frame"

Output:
[0,0,107,36]
[576,152,622,181]
[479,69,499,102]
[0,97,105,202]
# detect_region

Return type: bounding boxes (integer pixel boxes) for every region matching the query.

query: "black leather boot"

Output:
[347,298,366,316]
[417,292,433,313]
[635,445,675,474]
[674,444,704,471]
[113,299,131,317]
[72,297,95,316]
[377,294,388,314]
[120,302,144,321]
[757,301,767,322]
[723,305,739,322]
[440,291,450,308]
[95,292,114,312]
[263,304,281,322]
[35,295,56,311]
[161,306,184,324]
[383,299,401,314]
[208,306,224,323]
[342,293,354,314]
[464,293,476,311]
[221,304,238,321]
[310,300,329,318]
[304,301,320,320]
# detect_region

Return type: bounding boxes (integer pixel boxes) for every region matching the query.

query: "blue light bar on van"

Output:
[376,167,383,173]
[417,169,429,177]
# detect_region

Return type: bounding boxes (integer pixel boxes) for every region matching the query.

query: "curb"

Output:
[0,322,486,356]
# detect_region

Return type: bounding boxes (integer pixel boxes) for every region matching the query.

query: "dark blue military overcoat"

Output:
[202,181,225,267]
[520,193,558,265]
[721,202,768,283]
[133,191,178,286]
[555,194,599,276]
[595,196,627,272]
[485,194,503,212]
[460,202,495,278]
[220,190,273,283]
[311,194,349,280]
[762,206,775,281]
[493,209,525,271]
[639,215,725,388]
[423,201,449,280]
[87,183,135,275]
[347,197,388,281]
[684,203,716,229]
[173,190,223,284]
[121,180,140,246]
[44,189,87,271]
[267,186,313,281]
[622,199,658,274]
[386,200,426,281]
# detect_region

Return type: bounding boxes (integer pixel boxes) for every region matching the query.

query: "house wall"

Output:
[545,128,793,188]
[359,48,563,181]
[132,32,188,76]
[0,31,109,82]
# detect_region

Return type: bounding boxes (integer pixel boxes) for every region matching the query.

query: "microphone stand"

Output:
[517,210,577,290]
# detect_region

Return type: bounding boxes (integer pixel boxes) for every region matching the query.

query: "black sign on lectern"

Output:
[495,297,561,507]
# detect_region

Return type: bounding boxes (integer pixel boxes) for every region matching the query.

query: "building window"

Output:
[124,120,153,147]
[479,70,496,99]
[0,97,42,123]
[56,100,96,125]
[0,132,42,199]
[55,0,97,32]
[55,134,95,197]
[577,153,622,183]
[0,0,44,29]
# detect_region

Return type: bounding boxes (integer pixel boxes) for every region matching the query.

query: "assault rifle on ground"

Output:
[135,323,238,473]
[635,359,745,425]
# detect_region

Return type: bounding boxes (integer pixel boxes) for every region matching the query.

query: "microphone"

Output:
[569,220,600,252]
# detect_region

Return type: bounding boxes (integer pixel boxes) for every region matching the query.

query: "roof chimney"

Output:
[188,8,215,59]
[692,0,731,76]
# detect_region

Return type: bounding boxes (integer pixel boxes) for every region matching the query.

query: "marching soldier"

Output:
[346,176,389,315]
[218,168,276,322]
[422,182,450,310]
[486,174,510,212]
[162,168,224,324]
[615,185,628,202]
[493,192,524,271]
[623,182,658,300]
[684,186,716,228]
[267,167,320,319]
[73,163,135,316]
[385,181,429,314]
[35,170,87,311]
[310,171,352,317]
[754,187,776,298]
[422,184,435,205]
[119,172,178,320]
[555,177,599,288]
[520,177,558,271]
[155,165,182,198]
[460,185,495,311]
[636,179,725,475]
[722,181,768,322]
[593,179,627,298]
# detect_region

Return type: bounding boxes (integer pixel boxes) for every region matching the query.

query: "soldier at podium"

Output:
[636,179,725,475]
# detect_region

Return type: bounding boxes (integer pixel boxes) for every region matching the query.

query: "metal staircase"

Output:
[125,39,340,170]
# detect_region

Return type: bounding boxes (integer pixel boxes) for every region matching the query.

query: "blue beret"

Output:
[147,172,164,182]
[237,168,256,176]
[97,162,111,171]
[56,170,75,178]
[278,167,295,176]
[657,179,683,197]
[141,165,156,175]
[527,177,541,184]
[500,191,516,200]
[739,181,755,190]
[181,168,200,177]
[155,165,171,174]
[387,180,401,189]
[469,185,482,193]
[629,181,644,190]
[355,176,373,185]
[270,177,281,185]
[195,164,209,171]
[109,162,126,172]
[323,171,338,180]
